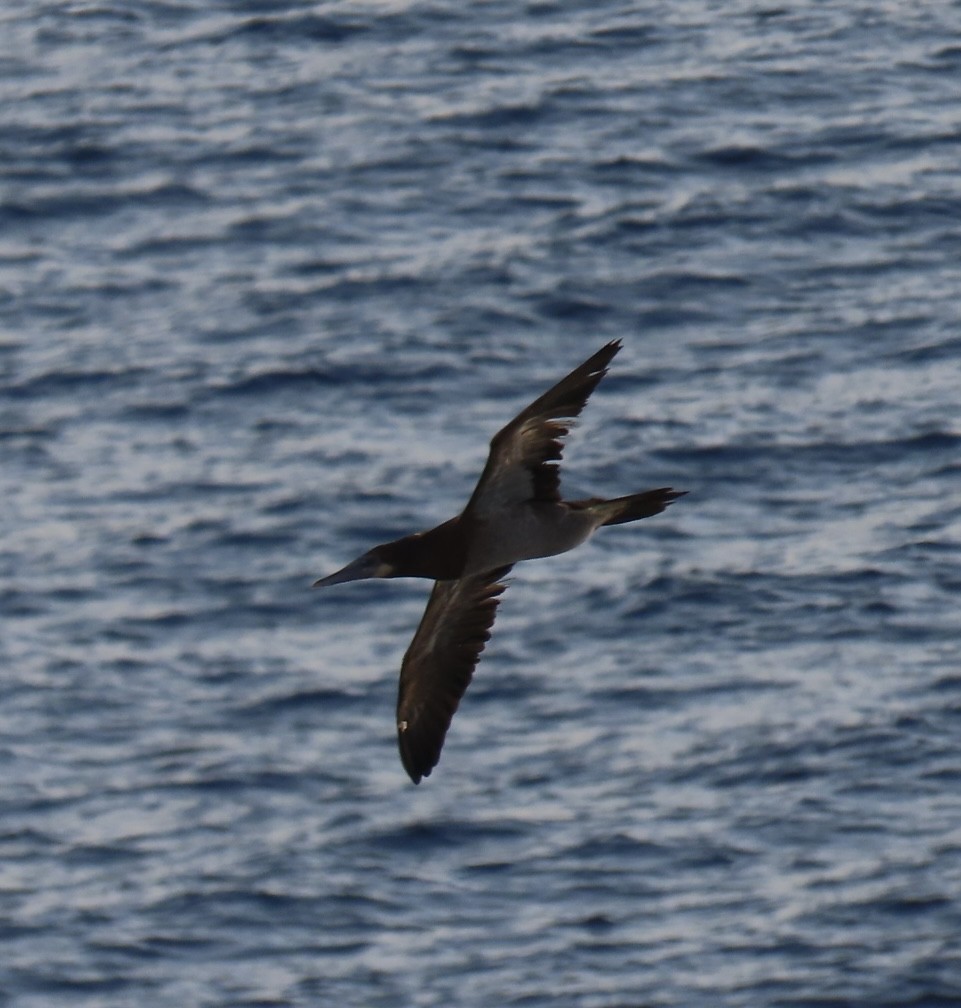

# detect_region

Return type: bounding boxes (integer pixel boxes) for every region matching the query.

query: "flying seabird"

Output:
[313,340,685,783]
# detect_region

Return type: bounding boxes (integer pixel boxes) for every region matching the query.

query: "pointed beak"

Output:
[312,551,387,589]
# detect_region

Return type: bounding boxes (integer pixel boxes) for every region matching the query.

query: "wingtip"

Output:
[398,725,431,784]
[587,339,622,382]
[402,757,429,785]
[594,338,622,367]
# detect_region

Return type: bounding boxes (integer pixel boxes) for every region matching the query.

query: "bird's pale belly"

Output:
[464,504,598,574]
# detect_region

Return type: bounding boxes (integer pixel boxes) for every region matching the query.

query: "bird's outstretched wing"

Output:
[465,340,621,518]
[396,565,512,783]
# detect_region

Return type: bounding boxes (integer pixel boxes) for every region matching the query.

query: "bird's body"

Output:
[468,501,596,571]
[313,340,684,783]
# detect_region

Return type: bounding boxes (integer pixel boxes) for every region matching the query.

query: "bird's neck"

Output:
[383,515,469,580]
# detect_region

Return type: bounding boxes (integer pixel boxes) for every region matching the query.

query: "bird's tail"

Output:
[572,487,687,526]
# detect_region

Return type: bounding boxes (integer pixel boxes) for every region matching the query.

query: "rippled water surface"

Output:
[3,2,961,1005]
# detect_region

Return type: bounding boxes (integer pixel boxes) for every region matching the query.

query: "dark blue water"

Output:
[2,2,961,1005]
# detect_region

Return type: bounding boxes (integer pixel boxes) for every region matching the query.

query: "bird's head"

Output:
[313,520,462,587]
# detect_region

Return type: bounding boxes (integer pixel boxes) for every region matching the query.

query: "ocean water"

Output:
[2,1,961,1005]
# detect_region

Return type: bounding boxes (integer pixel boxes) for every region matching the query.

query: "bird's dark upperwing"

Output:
[396,565,512,783]
[465,340,621,518]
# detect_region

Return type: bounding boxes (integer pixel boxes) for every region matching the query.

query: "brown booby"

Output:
[313,340,685,783]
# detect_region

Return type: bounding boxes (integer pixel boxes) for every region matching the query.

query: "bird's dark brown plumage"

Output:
[465,340,621,517]
[396,565,512,783]
[312,340,685,783]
